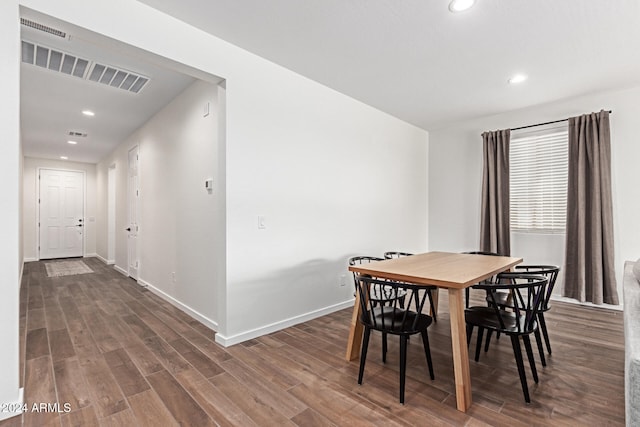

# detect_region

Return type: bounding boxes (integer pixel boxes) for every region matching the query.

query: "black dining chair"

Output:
[483,265,560,366]
[384,251,438,322]
[354,273,435,404]
[465,272,548,403]
[348,256,407,363]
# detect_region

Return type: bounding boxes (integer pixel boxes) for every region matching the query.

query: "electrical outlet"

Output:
[340,274,347,287]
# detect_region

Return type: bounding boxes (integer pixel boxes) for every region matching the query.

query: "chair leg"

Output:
[510,335,531,403]
[466,324,474,347]
[358,328,371,385]
[421,329,435,380]
[534,328,546,367]
[399,335,408,404]
[523,335,539,383]
[465,288,470,308]
[484,329,493,353]
[475,327,485,362]
[382,332,388,363]
[538,313,552,354]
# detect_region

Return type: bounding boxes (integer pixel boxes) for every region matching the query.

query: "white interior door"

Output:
[39,169,84,259]
[128,146,140,279]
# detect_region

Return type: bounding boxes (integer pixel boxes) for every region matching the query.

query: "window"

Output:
[510,127,568,234]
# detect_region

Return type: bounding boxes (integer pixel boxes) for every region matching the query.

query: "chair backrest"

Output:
[463,251,499,256]
[475,272,548,333]
[383,251,414,259]
[349,256,384,266]
[353,273,430,334]
[514,265,560,311]
[348,256,384,290]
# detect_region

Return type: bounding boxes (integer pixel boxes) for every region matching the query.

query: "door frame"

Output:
[36,167,87,261]
[127,145,140,280]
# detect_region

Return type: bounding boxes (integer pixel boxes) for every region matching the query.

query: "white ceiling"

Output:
[21,1,640,164]
[140,0,640,130]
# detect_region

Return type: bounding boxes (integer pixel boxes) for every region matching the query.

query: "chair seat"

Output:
[366,306,432,334]
[465,306,537,335]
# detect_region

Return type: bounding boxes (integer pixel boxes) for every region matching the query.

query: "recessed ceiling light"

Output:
[67,140,78,145]
[449,0,476,13]
[60,156,68,160]
[82,110,95,116]
[508,74,528,84]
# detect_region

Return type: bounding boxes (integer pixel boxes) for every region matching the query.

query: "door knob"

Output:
[126,227,131,231]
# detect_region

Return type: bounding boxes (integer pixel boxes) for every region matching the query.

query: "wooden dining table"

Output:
[346,251,522,412]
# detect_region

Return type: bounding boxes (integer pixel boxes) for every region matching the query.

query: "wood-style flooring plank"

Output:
[52,357,92,410]
[168,337,224,379]
[220,357,307,419]
[209,372,297,427]
[78,357,128,419]
[25,328,49,360]
[103,348,150,397]
[126,389,179,427]
[175,368,256,427]
[23,356,59,427]
[60,406,99,427]
[49,329,76,362]
[146,369,215,427]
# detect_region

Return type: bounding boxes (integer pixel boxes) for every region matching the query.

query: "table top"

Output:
[348,251,522,289]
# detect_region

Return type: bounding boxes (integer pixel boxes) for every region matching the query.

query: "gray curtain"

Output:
[563,110,619,305]
[480,129,511,256]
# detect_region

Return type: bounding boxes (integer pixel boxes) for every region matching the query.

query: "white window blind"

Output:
[510,128,568,233]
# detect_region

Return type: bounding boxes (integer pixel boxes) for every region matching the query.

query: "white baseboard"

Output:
[23,257,37,263]
[215,299,355,347]
[94,254,115,265]
[113,265,128,276]
[138,278,218,332]
[0,387,24,422]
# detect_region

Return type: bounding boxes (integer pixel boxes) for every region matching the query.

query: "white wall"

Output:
[18,0,429,345]
[429,85,640,305]
[0,1,23,420]
[97,80,222,328]
[23,158,97,261]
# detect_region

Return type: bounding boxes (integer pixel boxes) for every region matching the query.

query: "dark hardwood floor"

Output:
[2,258,625,426]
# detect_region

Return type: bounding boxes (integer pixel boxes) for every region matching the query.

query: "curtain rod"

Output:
[510,110,612,131]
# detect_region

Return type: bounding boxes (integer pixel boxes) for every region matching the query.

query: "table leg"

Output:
[345,291,364,361]
[448,288,472,412]
[431,288,439,317]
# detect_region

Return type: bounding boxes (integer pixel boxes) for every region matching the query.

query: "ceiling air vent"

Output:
[68,131,88,138]
[21,40,150,95]
[87,63,150,94]
[22,40,89,78]
[20,18,67,39]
